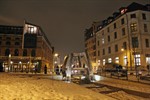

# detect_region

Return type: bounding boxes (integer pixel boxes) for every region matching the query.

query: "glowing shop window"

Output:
[124,56,127,66]
[146,57,150,64]
[103,59,105,66]
[115,57,119,63]
[134,54,141,65]
[108,58,112,63]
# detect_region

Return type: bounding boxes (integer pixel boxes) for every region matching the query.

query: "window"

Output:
[5,49,10,56]
[134,54,141,66]
[14,49,19,56]
[107,27,110,32]
[130,14,136,18]
[144,24,148,32]
[121,18,124,25]
[97,40,99,46]
[130,23,137,32]
[108,58,112,63]
[145,39,149,48]
[6,41,11,45]
[23,49,27,56]
[31,49,36,57]
[123,42,127,49]
[124,56,128,66]
[146,57,150,64]
[114,32,117,39]
[102,38,104,44]
[98,50,100,56]
[103,49,105,55]
[132,37,139,48]
[103,59,106,66]
[15,42,20,45]
[122,28,125,36]
[114,23,116,29]
[108,46,111,54]
[115,57,119,63]
[142,13,146,20]
[115,44,118,52]
[108,35,110,42]
[15,37,20,40]
[6,37,11,40]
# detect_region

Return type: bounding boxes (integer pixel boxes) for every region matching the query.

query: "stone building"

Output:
[0,21,54,73]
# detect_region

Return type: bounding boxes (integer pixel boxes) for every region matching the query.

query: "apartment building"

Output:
[0,21,54,73]
[95,2,150,70]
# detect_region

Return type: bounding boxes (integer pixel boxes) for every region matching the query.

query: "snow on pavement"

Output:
[0,73,114,100]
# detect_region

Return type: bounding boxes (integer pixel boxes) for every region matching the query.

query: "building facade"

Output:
[95,2,150,70]
[0,22,54,73]
[84,26,97,72]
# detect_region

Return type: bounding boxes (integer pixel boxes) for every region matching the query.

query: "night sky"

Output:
[0,0,149,59]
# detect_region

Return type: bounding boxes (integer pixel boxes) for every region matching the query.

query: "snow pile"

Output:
[0,73,113,100]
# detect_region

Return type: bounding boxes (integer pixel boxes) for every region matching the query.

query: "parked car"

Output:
[104,63,127,77]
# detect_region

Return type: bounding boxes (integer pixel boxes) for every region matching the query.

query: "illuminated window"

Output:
[103,59,105,66]
[115,57,119,63]
[134,54,141,66]
[130,23,137,32]
[146,57,150,64]
[98,60,100,66]
[124,56,128,66]
[121,9,127,14]
[102,38,104,44]
[108,58,112,63]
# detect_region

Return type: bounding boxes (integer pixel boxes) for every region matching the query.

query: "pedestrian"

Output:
[56,66,59,75]
[62,68,66,80]
[44,65,47,74]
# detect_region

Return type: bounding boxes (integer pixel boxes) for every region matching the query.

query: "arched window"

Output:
[15,42,20,45]
[5,49,10,56]
[14,49,19,56]
[23,49,27,56]
[6,41,11,45]
[31,49,36,57]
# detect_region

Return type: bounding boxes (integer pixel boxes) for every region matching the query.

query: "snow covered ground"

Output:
[0,73,113,100]
[82,76,150,100]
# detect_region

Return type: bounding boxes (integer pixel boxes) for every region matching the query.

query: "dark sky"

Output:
[0,0,149,59]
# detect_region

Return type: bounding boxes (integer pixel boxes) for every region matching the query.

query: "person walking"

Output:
[44,65,47,74]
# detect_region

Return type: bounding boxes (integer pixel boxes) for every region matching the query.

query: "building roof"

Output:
[0,25,23,35]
